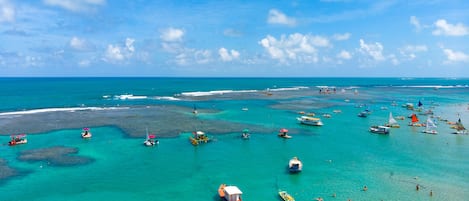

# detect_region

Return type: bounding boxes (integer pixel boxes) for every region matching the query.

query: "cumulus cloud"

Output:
[103,37,135,63]
[173,49,212,65]
[267,9,296,26]
[160,27,184,42]
[69,36,94,51]
[218,48,240,62]
[333,33,351,41]
[442,48,469,63]
[43,0,106,12]
[259,33,331,63]
[337,50,352,60]
[358,39,385,61]
[0,0,15,23]
[433,19,469,36]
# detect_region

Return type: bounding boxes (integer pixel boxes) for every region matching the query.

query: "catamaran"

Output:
[422,117,438,134]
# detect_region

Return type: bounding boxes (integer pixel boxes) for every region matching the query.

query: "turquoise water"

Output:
[1,78,469,201]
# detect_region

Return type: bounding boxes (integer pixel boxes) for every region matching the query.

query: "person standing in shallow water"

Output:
[416,184,420,191]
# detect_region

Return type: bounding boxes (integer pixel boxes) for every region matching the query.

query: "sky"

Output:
[0,0,468,77]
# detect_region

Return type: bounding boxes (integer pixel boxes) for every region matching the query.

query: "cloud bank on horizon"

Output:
[0,0,468,77]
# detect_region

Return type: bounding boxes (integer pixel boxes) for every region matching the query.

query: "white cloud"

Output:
[337,50,352,60]
[358,39,385,61]
[259,33,331,63]
[43,0,106,12]
[433,19,469,36]
[78,59,91,67]
[0,0,15,23]
[410,16,421,32]
[103,37,135,63]
[399,45,427,60]
[267,9,296,26]
[69,36,95,51]
[333,33,351,41]
[218,47,240,62]
[442,48,469,63]
[173,48,212,65]
[160,27,184,42]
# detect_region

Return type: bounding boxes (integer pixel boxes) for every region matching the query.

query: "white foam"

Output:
[0,107,129,116]
[152,96,181,101]
[180,89,258,97]
[114,94,148,100]
[395,85,469,89]
[267,86,309,91]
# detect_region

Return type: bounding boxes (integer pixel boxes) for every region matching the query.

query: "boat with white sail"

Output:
[422,117,438,134]
[385,112,400,128]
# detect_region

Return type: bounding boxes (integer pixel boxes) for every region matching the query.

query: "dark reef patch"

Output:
[18,146,94,166]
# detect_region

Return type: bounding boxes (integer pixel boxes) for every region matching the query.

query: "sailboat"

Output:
[452,118,468,134]
[422,117,438,134]
[408,114,423,127]
[143,128,158,146]
[386,112,400,128]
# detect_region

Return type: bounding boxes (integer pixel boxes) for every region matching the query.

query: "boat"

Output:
[357,110,369,118]
[218,184,242,201]
[369,125,390,134]
[189,131,211,145]
[241,129,250,139]
[297,116,323,126]
[278,190,295,201]
[322,113,332,118]
[288,157,302,173]
[452,118,467,134]
[402,103,414,110]
[8,134,27,146]
[278,128,292,139]
[143,129,158,146]
[81,127,92,138]
[408,114,423,127]
[422,117,438,134]
[241,107,248,111]
[385,112,400,128]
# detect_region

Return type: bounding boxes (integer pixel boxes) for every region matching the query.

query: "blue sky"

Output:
[0,0,468,77]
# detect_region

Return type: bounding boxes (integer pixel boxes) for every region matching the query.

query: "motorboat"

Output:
[369,126,390,134]
[218,184,242,201]
[8,134,27,146]
[279,190,295,201]
[278,128,292,139]
[288,157,302,173]
[81,127,92,138]
[297,116,323,126]
[189,131,211,145]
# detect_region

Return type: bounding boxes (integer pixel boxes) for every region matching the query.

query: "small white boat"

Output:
[385,112,400,128]
[297,116,323,126]
[288,157,302,173]
[81,127,92,138]
[218,184,242,201]
[369,126,390,134]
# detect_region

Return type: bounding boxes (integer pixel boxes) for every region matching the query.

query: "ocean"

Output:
[0,77,468,201]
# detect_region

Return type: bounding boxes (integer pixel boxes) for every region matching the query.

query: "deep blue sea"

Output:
[1,77,468,201]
